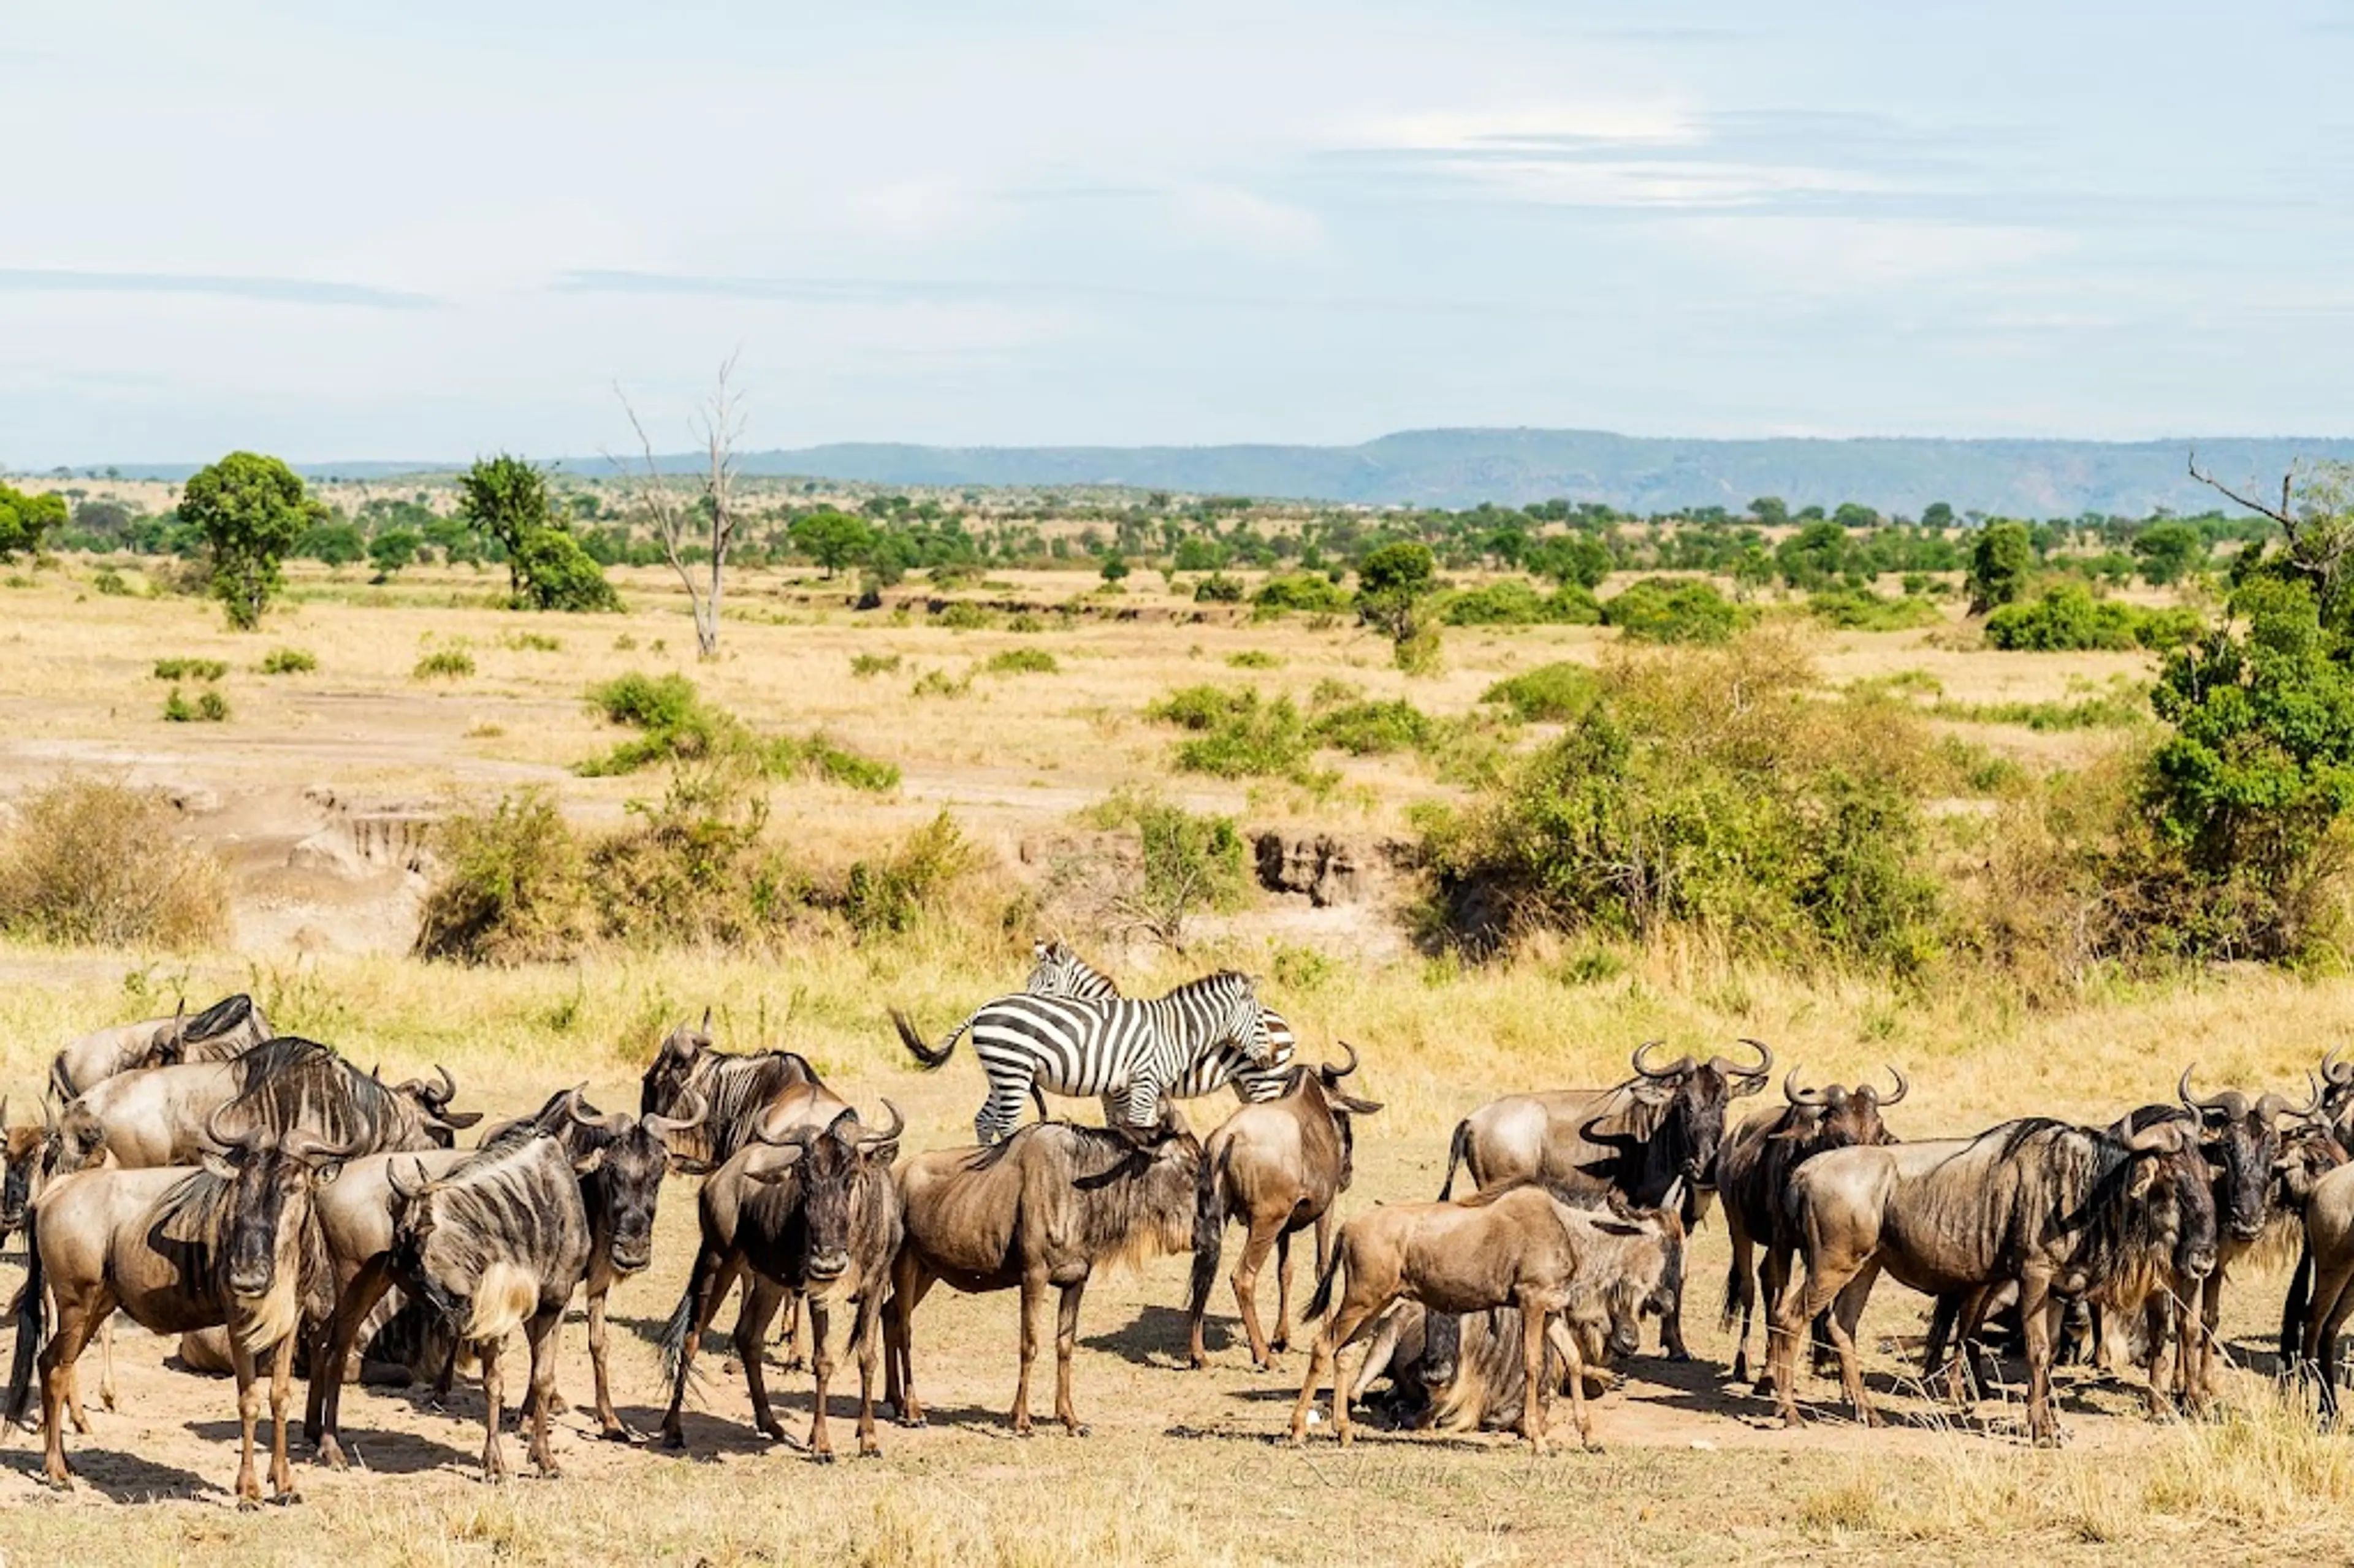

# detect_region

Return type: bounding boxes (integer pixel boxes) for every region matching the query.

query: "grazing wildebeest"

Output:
[1288,1182,1684,1452]
[1768,1117,2217,1445]
[2,1111,360,1505]
[57,1037,479,1171]
[657,1101,904,1459]
[1716,1067,1904,1388]
[891,970,1275,1143]
[47,992,273,1102]
[310,1131,596,1480]
[1023,940,1299,1117]
[1438,1038,1769,1356]
[1186,1042,1383,1370]
[639,1010,832,1175]
[884,1109,1202,1435]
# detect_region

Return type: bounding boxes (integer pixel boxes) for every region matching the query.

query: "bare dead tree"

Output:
[611,356,746,658]
[2187,450,2354,600]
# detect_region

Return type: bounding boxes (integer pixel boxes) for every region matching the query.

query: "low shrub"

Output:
[0,776,229,949]
[985,648,1059,676]
[934,602,996,631]
[257,646,318,674]
[161,687,230,723]
[1079,788,1253,944]
[1480,661,1601,723]
[1194,573,1245,604]
[588,671,701,733]
[1807,587,1946,631]
[153,657,227,682]
[1007,612,1047,633]
[500,630,563,652]
[1602,578,1748,644]
[579,671,897,791]
[1252,573,1349,618]
[93,569,131,596]
[414,647,476,680]
[1983,584,2203,652]
[1309,698,1433,755]
[912,668,973,699]
[843,812,976,938]
[850,652,903,678]
[1145,685,1312,777]
[413,791,594,964]
[1227,650,1282,669]
[1441,580,1604,626]
[764,733,901,793]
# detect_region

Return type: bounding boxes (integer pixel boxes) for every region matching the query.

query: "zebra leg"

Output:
[977,1074,1032,1144]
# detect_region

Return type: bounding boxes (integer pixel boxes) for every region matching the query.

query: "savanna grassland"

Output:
[0,542,2348,1567]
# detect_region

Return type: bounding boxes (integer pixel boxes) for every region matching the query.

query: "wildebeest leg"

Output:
[806,1295,838,1461]
[97,1315,116,1414]
[1233,1215,1281,1371]
[1724,1211,1756,1385]
[1544,1313,1596,1450]
[522,1306,563,1476]
[1517,1296,1552,1455]
[2192,1269,2225,1406]
[2306,1251,2354,1418]
[586,1285,630,1441]
[883,1254,936,1427]
[311,1258,396,1469]
[1657,1285,1692,1362]
[1054,1280,1090,1436]
[478,1334,509,1481]
[771,1286,805,1374]
[267,1332,299,1502]
[732,1275,790,1443]
[229,1334,267,1509]
[1769,1238,1863,1428]
[1748,1240,1790,1395]
[1010,1271,1046,1435]
[658,1249,743,1450]
[2018,1273,2063,1447]
[1822,1260,1882,1426]
[851,1284,886,1458]
[40,1287,109,1489]
[2284,1241,2317,1376]
[1296,1293,1384,1448]
[1268,1225,1297,1357]
[2139,1295,2177,1419]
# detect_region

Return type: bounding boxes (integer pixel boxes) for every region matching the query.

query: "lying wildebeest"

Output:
[891,970,1275,1143]
[1186,1042,1382,1370]
[58,1037,479,1171]
[639,1010,834,1175]
[885,1109,1202,1434]
[48,992,273,1102]
[1438,1038,1769,1357]
[1716,1067,1904,1389]
[2,1110,360,1505]
[310,1130,596,1480]
[1346,1298,1629,1433]
[658,1101,903,1459]
[1023,939,1298,1116]
[1289,1182,1684,1452]
[1768,1117,2217,1445]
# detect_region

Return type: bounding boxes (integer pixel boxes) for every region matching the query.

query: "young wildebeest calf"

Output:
[311,1132,595,1480]
[886,1111,1202,1436]
[2,1113,360,1505]
[1347,1292,1637,1433]
[1289,1183,1685,1453]
[658,1102,902,1459]
[1186,1043,1382,1370]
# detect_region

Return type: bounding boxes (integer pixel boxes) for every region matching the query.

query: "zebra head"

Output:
[1026,939,1121,1002]
[1205,972,1277,1067]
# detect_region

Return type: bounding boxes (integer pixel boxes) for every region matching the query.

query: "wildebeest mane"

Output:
[183,992,256,1044]
[226,1037,413,1149]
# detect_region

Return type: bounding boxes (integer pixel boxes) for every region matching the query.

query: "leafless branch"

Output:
[2186,450,2297,531]
[606,354,747,658]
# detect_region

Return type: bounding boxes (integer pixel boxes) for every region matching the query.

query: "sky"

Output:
[6,0,2354,465]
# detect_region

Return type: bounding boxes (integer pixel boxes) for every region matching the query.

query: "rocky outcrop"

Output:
[1251,832,1412,908]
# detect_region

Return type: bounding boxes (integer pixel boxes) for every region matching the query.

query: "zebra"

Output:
[1024,940,1297,1113]
[892,969,1278,1143]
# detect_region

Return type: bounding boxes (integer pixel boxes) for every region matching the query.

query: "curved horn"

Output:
[646,1088,707,1140]
[1734,1037,1774,1079]
[430,1064,458,1107]
[1325,1040,1360,1080]
[699,1005,713,1034]
[2327,1045,2354,1087]
[387,1157,430,1202]
[856,1099,906,1151]
[2258,1073,2325,1125]
[1781,1068,1828,1108]
[284,1126,368,1163]
[204,1100,262,1154]
[2178,1065,2225,1114]
[561,1085,606,1133]
[2124,1121,2182,1155]
[1880,1064,1908,1106]
[1630,1041,1679,1080]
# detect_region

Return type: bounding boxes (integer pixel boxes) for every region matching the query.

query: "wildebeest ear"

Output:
[1591,1218,1647,1238]
[572,1148,607,1178]
[1336,1095,1384,1116]
[440,1109,485,1129]
[1629,1082,1675,1107]
[200,1152,237,1181]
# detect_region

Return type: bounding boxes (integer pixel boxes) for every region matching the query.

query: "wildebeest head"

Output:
[750,1100,902,1285]
[2178,1067,2314,1243]
[1776,1065,1905,1155]
[639,1008,716,1119]
[200,1105,359,1301]
[379,1064,482,1147]
[556,1087,707,1275]
[1297,1041,1384,1191]
[2103,1119,2220,1287]
[1590,1187,1688,1361]
[52,1097,108,1176]
[2276,1105,2350,1212]
[0,1098,55,1245]
[1594,1038,1771,1209]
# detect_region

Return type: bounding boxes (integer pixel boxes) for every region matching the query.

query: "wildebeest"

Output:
[2,1110,360,1504]
[1716,1067,1904,1388]
[657,1101,904,1458]
[57,1037,479,1171]
[1288,1182,1685,1452]
[884,1109,1202,1435]
[1186,1043,1383,1370]
[639,1011,832,1174]
[1,1097,54,1251]
[1346,1298,1629,1433]
[1768,1117,2218,1444]
[310,1130,596,1480]
[1438,1038,1769,1357]
[48,992,273,1102]
[2290,1159,2354,1408]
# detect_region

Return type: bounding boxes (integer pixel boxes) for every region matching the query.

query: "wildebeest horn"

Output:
[1326,1040,1360,1079]
[1733,1038,1773,1079]
[561,1085,607,1132]
[1782,1068,1827,1108]
[1658,1176,1687,1218]
[430,1064,457,1106]
[387,1157,431,1202]
[646,1089,707,1140]
[2178,1065,2225,1114]
[2124,1121,2182,1155]
[2257,1073,2325,1125]
[283,1127,367,1163]
[1880,1064,1908,1106]
[1630,1041,1681,1080]
[699,1005,713,1033]
[2326,1045,2354,1087]
[856,1099,905,1151]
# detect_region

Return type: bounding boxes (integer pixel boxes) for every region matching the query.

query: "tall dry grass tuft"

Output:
[0,776,227,949]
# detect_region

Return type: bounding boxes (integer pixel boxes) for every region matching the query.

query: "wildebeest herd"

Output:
[7,947,2354,1506]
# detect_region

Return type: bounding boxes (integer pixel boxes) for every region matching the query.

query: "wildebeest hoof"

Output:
[236,1493,262,1513]
[812,1450,836,1466]
[659,1427,687,1452]
[1068,1423,1090,1437]
[600,1423,637,1443]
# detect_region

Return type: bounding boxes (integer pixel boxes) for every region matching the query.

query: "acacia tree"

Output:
[178,452,324,628]
[614,357,745,658]
[454,455,617,611]
[0,481,66,560]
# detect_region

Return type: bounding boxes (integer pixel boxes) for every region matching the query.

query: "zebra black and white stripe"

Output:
[894,967,1276,1142]
[1025,940,1296,1109]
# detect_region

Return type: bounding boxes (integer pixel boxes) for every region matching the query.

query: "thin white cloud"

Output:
[1166,185,1327,259]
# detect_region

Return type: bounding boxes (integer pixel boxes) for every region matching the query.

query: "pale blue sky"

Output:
[6,1,2353,464]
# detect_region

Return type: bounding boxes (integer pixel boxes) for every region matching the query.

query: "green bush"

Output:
[1439,579,1604,626]
[153,658,227,682]
[850,652,903,678]
[500,630,563,652]
[414,647,476,680]
[934,602,996,631]
[579,671,897,790]
[1082,789,1254,941]
[911,668,973,699]
[93,569,130,596]
[413,791,593,964]
[0,777,227,950]
[1309,698,1432,755]
[588,671,701,732]
[1480,661,1601,723]
[1983,584,2200,652]
[985,648,1059,676]
[257,646,317,674]
[161,687,230,722]
[1194,573,1245,604]
[843,812,974,938]
[1603,578,1747,644]
[1806,588,1945,631]
[1252,573,1349,617]
[764,734,901,793]
[1146,685,1312,777]
[1227,650,1282,669]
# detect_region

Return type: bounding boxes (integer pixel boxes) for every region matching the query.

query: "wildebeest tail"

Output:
[658,1244,717,1385]
[1186,1141,1230,1322]
[891,1008,968,1071]
[47,1057,77,1105]
[1720,1250,1753,1334]
[463,1262,538,1345]
[2283,1239,2317,1366]
[1304,1243,1343,1323]
[1437,1119,1472,1200]
[4,1208,45,1430]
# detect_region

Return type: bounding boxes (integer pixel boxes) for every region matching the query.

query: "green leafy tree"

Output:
[790,509,874,578]
[0,482,67,560]
[300,519,366,566]
[2133,520,2207,585]
[1775,520,1849,590]
[456,454,618,611]
[368,528,421,576]
[511,527,621,611]
[178,452,325,628]
[1921,501,1956,530]
[1099,552,1131,584]
[1357,541,1440,672]
[1750,496,1789,527]
[1528,533,1612,590]
[1967,520,2035,613]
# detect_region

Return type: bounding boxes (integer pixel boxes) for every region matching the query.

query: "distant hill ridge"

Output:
[83,428,2354,516]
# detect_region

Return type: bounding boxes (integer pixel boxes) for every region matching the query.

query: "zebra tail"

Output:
[891,1008,967,1071]
[1436,1119,1472,1201]
[1303,1241,1343,1324]
[5,1207,45,1431]
[1186,1141,1230,1323]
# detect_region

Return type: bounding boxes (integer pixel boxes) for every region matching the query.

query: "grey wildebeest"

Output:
[657,1101,903,1459]
[2,1110,361,1504]
[1438,1038,1769,1357]
[639,1010,832,1175]
[1288,1182,1685,1452]
[1768,1117,2218,1445]
[884,1110,1202,1435]
[1185,1042,1383,1370]
[1716,1067,1904,1389]
[47,992,273,1102]
[2288,1158,2354,1409]
[310,1130,596,1480]
[56,1037,479,1173]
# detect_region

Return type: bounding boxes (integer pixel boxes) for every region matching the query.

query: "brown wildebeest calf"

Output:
[1186,1042,1382,1370]
[1288,1182,1685,1453]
